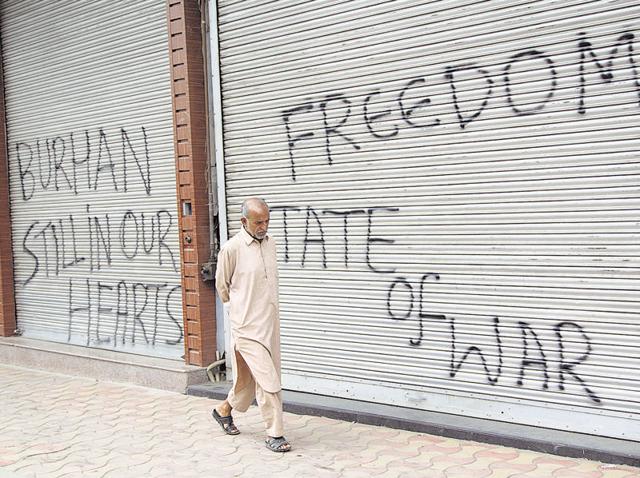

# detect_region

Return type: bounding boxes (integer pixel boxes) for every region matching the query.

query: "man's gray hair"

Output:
[241,197,268,218]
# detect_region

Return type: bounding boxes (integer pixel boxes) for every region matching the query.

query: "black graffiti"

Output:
[87,204,112,271]
[21,216,86,286]
[165,285,183,345]
[398,78,440,129]
[271,205,396,270]
[282,93,360,181]
[68,278,89,342]
[68,277,182,346]
[51,136,72,192]
[282,103,314,181]
[59,215,84,269]
[158,210,177,269]
[282,31,640,179]
[445,64,494,129]
[114,280,128,342]
[517,321,549,390]
[322,209,365,267]
[578,32,639,115]
[386,273,444,347]
[270,206,300,262]
[384,273,600,402]
[121,128,151,194]
[16,126,152,202]
[555,321,601,403]
[95,128,118,193]
[385,272,505,383]
[115,208,175,272]
[364,90,399,138]
[411,273,442,346]
[22,222,41,286]
[450,316,503,385]
[504,50,557,116]
[119,211,140,260]
[366,207,399,274]
[301,206,327,268]
[320,94,361,165]
[95,282,113,344]
[132,282,150,344]
[386,277,413,320]
[22,207,178,286]
[270,199,603,404]
[38,139,52,190]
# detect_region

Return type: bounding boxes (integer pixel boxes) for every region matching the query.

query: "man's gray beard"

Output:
[245,225,266,241]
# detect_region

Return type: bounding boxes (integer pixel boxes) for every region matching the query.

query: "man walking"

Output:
[212,197,291,453]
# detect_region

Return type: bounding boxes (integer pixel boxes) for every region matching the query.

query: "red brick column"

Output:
[166,0,216,366]
[0,53,16,337]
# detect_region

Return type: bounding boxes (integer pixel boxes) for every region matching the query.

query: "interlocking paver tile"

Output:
[379,465,432,478]
[551,462,606,478]
[53,465,87,477]
[428,450,477,473]
[445,465,493,478]
[243,461,293,476]
[1,363,639,478]
[294,465,356,478]
[476,447,521,461]
[356,466,394,476]
[340,471,386,478]
[508,462,568,478]
[489,459,537,475]
[534,456,581,467]
[329,450,379,471]
[485,470,521,478]
[403,446,453,470]
[602,472,640,478]
[399,471,447,478]
[599,465,640,478]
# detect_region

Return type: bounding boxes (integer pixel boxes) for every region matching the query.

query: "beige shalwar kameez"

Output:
[215,227,283,437]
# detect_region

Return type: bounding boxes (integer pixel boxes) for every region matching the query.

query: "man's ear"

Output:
[241,217,247,227]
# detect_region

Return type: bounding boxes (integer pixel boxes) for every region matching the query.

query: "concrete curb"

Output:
[188,381,640,467]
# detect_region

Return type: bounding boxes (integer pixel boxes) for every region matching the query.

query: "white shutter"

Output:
[2,0,184,359]
[216,1,640,439]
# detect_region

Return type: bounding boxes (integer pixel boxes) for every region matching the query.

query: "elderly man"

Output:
[212,197,291,453]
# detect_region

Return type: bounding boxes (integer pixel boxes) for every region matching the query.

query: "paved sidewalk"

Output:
[0,364,638,478]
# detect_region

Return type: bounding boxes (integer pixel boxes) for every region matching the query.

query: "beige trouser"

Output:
[227,348,284,438]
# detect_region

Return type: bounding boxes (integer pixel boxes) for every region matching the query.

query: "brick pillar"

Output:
[166,0,216,366]
[0,51,16,337]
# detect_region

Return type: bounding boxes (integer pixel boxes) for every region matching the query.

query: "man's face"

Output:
[242,205,270,240]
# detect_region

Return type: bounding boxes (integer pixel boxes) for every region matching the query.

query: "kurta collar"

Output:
[241,226,269,245]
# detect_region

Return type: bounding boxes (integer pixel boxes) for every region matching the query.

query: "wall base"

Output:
[0,337,207,393]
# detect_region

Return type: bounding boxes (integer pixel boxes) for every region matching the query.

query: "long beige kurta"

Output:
[215,227,281,393]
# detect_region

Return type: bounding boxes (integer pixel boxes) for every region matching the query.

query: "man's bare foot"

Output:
[212,402,239,435]
[216,400,232,417]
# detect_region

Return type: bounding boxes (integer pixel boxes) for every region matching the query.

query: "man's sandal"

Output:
[212,409,240,435]
[265,436,291,453]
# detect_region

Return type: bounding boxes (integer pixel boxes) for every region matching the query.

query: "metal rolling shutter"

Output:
[2,0,184,359]
[215,1,640,439]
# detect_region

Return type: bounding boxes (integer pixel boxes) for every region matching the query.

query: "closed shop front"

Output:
[213,1,640,439]
[2,0,184,359]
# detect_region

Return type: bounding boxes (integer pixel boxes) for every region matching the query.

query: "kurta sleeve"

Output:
[215,246,235,303]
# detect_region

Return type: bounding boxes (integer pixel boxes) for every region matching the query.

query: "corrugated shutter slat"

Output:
[216,0,640,439]
[2,0,184,359]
